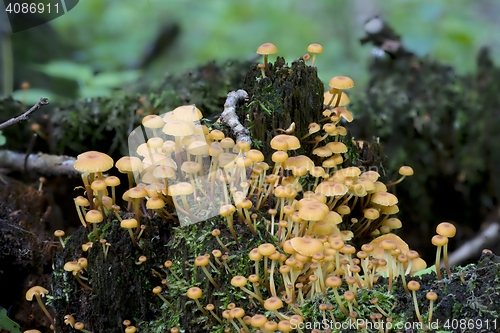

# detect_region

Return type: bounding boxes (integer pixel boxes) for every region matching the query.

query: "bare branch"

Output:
[0,149,78,177]
[448,222,500,266]
[0,97,49,130]
[220,89,251,144]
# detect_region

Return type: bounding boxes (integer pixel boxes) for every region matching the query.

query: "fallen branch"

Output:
[0,97,49,130]
[220,89,251,144]
[0,149,78,177]
[448,222,500,266]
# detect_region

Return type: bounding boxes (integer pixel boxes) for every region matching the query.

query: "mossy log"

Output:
[240,57,324,160]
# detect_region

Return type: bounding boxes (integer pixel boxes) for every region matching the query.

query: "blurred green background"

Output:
[3,0,500,102]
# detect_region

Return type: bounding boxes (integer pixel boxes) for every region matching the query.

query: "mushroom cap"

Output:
[264,296,283,311]
[258,243,276,256]
[186,287,203,299]
[284,155,314,171]
[436,222,456,238]
[328,76,354,90]
[398,165,414,176]
[125,326,137,333]
[431,235,448,247]
[194,255,209,267]
[142,114,165,129]
[298,202,329,221]
[426,291,438,301]
[220,137,235,149]
[162,120,194,137]
[74,151,113,173]
[371,191,398,206]
[104,176,121,187]
[146,197,165,210]
[326,142,348,154]
[407,280,420,291]
[307,43,323,54]
[363,208,380,220]
[54,230,65,237]
[278,320,293,332]
[171,105,203,122]
[246,149,265,163]
[85,210,103,223]
[147,137,164,149]
[168,182,194,196]
[323,90,350,107]
[308,122,321,134]
[270,136,289,151]
[334,107,354,122]
[63,261,81,273]
[325,275,342,288]
[121,218,139,229]
[313,146,332,158]
[153,165,176,180]
[75,196,90,207]
[370,233,409,259]
[128,187,148,199]
[220,204,236,217]
[26,286,49,300]
[290,237,323,256]
[315,181,348,197]
[231,275,247,287]
[209,129,225,141]
[257,42,278,55]
[181,161,202,175]
[251,314,268,327]
[188,141,209,156]
[264,321,278,331]
[383,217,402,230]
[272,150,289,163]
[91,179,107,192]
[115,156,143,173]
[323,211,343,225]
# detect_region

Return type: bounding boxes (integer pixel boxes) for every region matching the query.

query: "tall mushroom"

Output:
[25,286,54,327]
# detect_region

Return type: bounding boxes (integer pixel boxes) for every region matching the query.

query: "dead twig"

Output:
[220,90,251,144]
[0,97,49,130]
[0,149,78,177]
[448,222,500,266]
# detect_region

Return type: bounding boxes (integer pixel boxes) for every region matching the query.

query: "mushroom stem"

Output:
[194,299,210,317]
[443,243,452,278]
[35,294,54,327]
[73,273,93,291]
[156,293,176,312]
[200,266,220,290]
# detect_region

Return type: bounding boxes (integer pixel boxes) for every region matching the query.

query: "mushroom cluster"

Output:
[37,43,472,333]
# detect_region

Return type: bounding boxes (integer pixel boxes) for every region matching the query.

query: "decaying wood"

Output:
[0,149,78,177]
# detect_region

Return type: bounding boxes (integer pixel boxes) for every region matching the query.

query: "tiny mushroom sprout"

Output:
[426,291,438,326]
[120,219,139,245]
[54,229,65,248]
[194,255,220,289]
[74,322,93,333]
[387,165,414,186]
[432,234,449,284]
[264,296,289,321]
[187,287,210,317]
[436,222,456,278]
[256,42,278,78]
[85,209,103,240]
[407,281,425,328]
[307,43,323,67]
[25,286,54,327]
